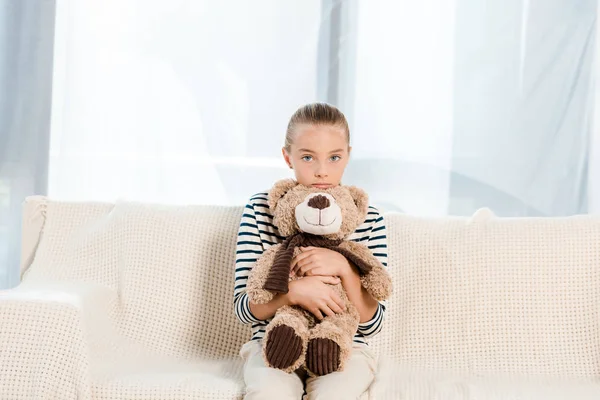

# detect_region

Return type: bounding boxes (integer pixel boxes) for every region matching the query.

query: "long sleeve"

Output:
[233,202,266,325]
[356,209,388,339]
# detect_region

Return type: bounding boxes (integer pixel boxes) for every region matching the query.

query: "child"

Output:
[233,103,388,399]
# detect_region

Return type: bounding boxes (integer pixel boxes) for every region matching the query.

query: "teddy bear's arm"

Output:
[338,241,393,301]
[246,244,282,304]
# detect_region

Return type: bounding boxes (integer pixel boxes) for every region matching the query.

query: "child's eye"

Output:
[330,155,341,162]
[301,155,313,162]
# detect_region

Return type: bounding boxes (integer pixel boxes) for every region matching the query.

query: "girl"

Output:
[233,103,388,399]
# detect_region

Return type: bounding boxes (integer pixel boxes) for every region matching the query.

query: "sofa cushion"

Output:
[372,357,600,399]
[91,357,244,400]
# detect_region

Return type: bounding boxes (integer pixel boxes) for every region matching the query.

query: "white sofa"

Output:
[2,197,600,399]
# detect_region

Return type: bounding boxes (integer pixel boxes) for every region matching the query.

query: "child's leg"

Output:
[240,340,305,400]
[303,343,377,400]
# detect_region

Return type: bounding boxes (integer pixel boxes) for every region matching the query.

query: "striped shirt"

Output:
[233,191,388,345]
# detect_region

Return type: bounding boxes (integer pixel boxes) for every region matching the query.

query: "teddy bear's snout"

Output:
[307,195,330,210]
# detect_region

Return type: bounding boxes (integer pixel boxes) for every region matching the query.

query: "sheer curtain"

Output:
[346,0,596,216]
[49,0,598,217]
[448,0,596,217]
[0,1,55,289]
[589,1,600,215]
[1,0,594,288]
[49,0,321,206]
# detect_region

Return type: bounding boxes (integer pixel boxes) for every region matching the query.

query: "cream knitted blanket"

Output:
[3,199,600,399]
[1,199,248,399]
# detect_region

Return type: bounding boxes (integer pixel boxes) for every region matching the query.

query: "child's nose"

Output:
[314,164,328,177]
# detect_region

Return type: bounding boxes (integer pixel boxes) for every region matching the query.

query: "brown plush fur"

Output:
[246,179,393,376]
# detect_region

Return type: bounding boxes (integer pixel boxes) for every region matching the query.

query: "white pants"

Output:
[240,339,377,400]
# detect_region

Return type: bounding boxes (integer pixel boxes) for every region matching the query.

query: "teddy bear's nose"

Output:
[307,195,330,210]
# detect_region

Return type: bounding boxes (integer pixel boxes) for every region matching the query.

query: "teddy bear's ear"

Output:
[346,185,369,215]
[268,179,299,210]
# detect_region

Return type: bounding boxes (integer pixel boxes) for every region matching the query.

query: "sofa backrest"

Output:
[21,198,600,377]
[369,209,600,377]
[22,197,250,359]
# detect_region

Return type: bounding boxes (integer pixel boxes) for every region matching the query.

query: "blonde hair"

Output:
[284,103,350,151]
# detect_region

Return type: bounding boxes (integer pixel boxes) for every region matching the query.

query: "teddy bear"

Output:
[246,179,392,376]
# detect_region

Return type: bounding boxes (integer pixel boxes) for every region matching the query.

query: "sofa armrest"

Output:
[0,281,116,399]
[20,196,48,280]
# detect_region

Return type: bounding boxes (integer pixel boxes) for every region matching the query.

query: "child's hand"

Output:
[290,246,352,279]
[288,276,346,320]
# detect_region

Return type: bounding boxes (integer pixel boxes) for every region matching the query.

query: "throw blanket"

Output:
[0,199,248,399]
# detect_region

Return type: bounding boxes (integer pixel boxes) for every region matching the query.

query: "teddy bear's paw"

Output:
[246,287,274,305]
[264,325,304,370]
[305,337,341,376]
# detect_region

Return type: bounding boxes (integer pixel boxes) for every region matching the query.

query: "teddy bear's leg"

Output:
[263,305,310,373]
[305,308,360,377]
[338,241,393,301]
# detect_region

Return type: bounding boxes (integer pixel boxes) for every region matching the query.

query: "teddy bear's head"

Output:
[267,179,369,240]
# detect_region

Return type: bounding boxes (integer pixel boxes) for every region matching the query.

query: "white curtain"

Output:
[50,0,320,206]
[0,1,55,289]
[48,0,598,217]
[449,0,596,217]
[589,2,600,215]
[347,0,596,216]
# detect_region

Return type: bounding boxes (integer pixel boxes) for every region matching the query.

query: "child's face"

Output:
[282,124,350,189]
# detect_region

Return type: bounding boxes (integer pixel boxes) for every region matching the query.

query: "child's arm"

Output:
[249,276,344,321]
[355,210,387,338]
[248,293,291,320]
[340,267,381,324]
[233,202,269,325]
[294,242,385,326]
